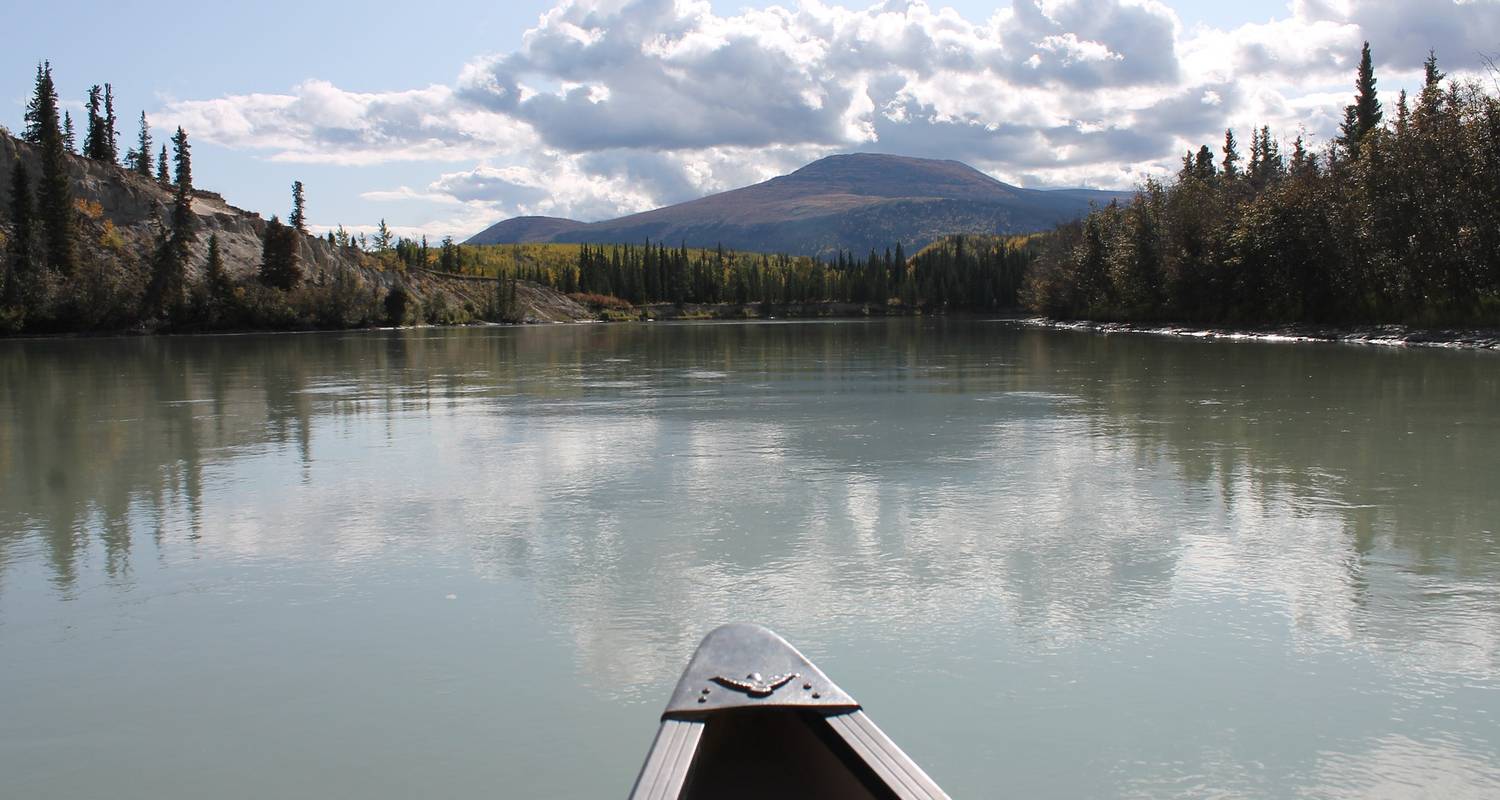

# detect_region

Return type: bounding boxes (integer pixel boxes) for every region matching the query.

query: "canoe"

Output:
[628,623,951,799]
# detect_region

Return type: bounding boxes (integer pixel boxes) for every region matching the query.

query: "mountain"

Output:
[467,153,1132,255]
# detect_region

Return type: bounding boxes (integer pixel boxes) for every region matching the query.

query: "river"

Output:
[2,319,1497,798]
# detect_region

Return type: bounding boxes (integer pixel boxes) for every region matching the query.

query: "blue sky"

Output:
[4,1,1495,239]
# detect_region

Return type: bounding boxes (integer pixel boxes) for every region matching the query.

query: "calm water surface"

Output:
[1,320,1498,799]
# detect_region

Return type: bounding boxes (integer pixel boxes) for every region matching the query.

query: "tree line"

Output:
[384,236,1034,312]
[1025,46,1500,326]
[7,47,1498,334]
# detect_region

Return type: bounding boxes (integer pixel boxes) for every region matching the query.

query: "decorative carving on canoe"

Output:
[710,672,799,698]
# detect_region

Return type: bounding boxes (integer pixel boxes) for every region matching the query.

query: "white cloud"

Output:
[154,0,1500,234]
[158,80,537,165]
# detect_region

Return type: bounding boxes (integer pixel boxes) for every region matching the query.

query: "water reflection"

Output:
[1,321,1497,798]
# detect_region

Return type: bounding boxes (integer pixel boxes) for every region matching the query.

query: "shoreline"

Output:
[1007,317,1500,351]
[6,307,1500,352]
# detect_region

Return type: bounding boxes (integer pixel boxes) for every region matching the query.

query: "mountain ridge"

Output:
[468,153,1130,255]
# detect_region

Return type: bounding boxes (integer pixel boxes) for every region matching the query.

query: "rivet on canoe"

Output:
[803,682,812,690]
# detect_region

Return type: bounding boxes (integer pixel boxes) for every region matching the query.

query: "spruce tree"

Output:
[205,232,231,304]
[102,84,118,163]
[374,218,392,252]
[144,127,195,319]
[130,112,153,177]
[62,112,76,153]
[289,181,307,233]
[84,85,105,160]
[1194,145,1216,179]
[22,62,54,144]
[157,145,170,185]
[25,61,76,275]
[258,215,302,290]
[1352,42,1382,142]
[1423,50,1445,89]
[1221,129,1240,177]
[4,160,38,308]
[171,127,192,194]
[1337,104,1360,155]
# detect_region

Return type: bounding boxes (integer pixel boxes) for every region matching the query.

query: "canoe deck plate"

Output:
[710,672,799,697]
[662,624,859,717]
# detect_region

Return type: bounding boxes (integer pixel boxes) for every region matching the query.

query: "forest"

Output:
[1024,47,1500,326]
[3,46,1498,334]
[378,236,1033,312]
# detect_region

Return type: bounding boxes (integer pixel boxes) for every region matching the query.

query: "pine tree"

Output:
[1221,129,1240,178]
[1352,42,1383,143]
[62,112,76,153]
[289,181,307,233]
[374,218,392,252]
[130,112,153,177]
[157,145,169,185]
[25,61,76,276]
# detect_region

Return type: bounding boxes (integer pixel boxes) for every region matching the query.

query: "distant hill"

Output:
[467,153,1131,255]
[473,216,587,243]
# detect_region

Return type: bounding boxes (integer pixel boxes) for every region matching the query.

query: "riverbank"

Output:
[1012,317,1500,351]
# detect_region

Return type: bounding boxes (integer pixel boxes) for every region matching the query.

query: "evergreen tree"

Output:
[1221,129,1240,178]
[156,145,169,185]
[1337,104,1361,155]
[205,232,232,304]
[62,112,76,153]
[129,112,153,177]
[1194,145,1216,180]
[83,85,105,160]
[22,62,55,145]
[258,215,302,290]
[144,127,196,318]
[24,60,76,276]
[103,83,118,163]
[1423,50,1445,89]
[289,181,307,233]
[1352,42,1383,143]
[3,160,38,309]
[171,127,192,195]
[374,218,393,252]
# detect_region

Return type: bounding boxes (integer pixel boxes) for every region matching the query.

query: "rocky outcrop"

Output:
[0,133,591,327]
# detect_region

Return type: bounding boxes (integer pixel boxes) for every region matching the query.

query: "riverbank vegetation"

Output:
[1024,46,1500,326]
[4,47,1499,336]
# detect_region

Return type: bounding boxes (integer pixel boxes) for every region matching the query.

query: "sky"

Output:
[4,0,1497,239]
